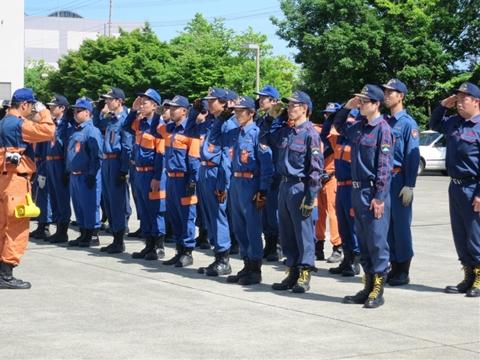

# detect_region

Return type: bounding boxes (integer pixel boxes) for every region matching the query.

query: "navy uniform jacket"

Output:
[66,119,103,176]
[334,108,393,201]
[102,108,132,174]
[387,110,420,187]
[430,106,480,194]
[269,119,323,203]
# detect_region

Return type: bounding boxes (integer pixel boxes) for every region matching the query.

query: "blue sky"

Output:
[25,0,296,58]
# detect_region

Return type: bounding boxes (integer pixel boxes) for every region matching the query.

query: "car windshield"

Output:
[420,132,440,146]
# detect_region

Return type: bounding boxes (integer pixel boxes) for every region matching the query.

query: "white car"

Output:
[418,130,447,175]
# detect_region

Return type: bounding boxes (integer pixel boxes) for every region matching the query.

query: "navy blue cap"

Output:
[71,97,93,112]
[165,95,190,108]
[225,89,239,102]
[382,78,408,95]
[254,85,280,100]
[455,82,480,99]
[101,87,125,100]
[231,96,256,110]
[203,87,229,101]
[321,102,341,113]
[348,108,360,118]
[282,90,313,111]
[11,88,37,104]
[161,99,171,107]
[47,94,69,107]
[137,88,161,105]
[355,84,384,102]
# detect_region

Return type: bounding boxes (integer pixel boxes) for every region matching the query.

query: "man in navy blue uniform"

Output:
[430,82,480,298]
[97,88,132,254]
[269,91,323,293]
[382,79,420,286]
[225,96,273,285]
[254,85,282,261]
[66,98,103,248]
[334,85,393,308]
[44,95,74,244]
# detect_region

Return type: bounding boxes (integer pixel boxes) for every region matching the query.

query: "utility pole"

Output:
[245,43,260,93]
[108,0,112,37]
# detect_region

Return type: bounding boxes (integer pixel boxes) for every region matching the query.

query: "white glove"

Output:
[37,175,46,189]
[398,186,414,207]
[34,101,46,113]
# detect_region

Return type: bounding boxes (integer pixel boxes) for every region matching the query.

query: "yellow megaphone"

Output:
[15,193,41,218]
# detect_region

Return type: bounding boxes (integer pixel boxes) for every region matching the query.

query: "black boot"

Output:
[30,222,50,240]
[0,262,31,289]
[238,259,262,285]
[272,266,299,290]
[195,228,211,249]
[263,235,279,262]
[342,252,361,277]
[90,229,100,246]
[364,273,387,308]
[445,266,475,294]
[466,265,480,298]
[67,228,86,247]
[163,244,184,265]
[227,258,249,283]
[292,266,314,293]
[131,237,153,259]
[387,261,399,283]
[164,221,174,243]
[78,229,95,247]
[329,250,351,275]
[155,236,165,259]
[204,251,232,276]
[388,259,411,286]
[127,227,142,238]
[100,230,125,254]
[175,247,194,267]
[315,240,325,261]
[144,237,159,261]
[343,273,374,304]
[327,245,343,263]
[48,223,69,244]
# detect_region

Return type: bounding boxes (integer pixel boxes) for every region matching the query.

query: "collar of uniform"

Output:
[366,115,384,127]
[174,117,188,131]
[241,122,256,133]
[293,119,309,133]
[392,109,407,121]
[77,119,92,129]
[467,113,480,124]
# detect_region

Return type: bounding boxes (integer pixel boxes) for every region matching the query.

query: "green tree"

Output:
[24,60,57,103]
[273,0,480,126]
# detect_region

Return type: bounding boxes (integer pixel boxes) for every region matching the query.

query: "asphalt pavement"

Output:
[1,174,479,359]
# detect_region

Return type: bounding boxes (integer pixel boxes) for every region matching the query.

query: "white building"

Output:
[25,11,143,68]
[0,1,24,99]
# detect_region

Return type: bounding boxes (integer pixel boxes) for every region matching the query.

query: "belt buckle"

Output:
[352,181,360,189]
[452,178,461,185]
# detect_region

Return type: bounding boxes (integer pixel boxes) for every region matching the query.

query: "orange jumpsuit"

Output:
[0,108,55,266]
[315,125,341,247]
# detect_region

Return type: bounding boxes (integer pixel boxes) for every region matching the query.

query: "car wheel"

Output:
[418,158,426,176]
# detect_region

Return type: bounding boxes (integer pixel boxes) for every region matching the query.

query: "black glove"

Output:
[116,171,128,186]
[186,182,196,196]
[96,99,106,111]
[86,174,96,189]
[218,106,233,122]
[62,172,70,186]
[192,98,203,112]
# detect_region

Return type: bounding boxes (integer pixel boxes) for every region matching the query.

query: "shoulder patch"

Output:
[381,143,391,153]
[259,143,269,151]
[411,129,419,138]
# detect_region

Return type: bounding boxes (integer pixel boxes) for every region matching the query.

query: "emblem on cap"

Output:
[361,86,368,95]
[459,83,468,92]
[387,79,396,86]
[326,103,335,111]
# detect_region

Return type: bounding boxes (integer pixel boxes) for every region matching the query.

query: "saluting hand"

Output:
[132,96,143,111]
[370,199,385,219]
[345,97,360,110]
[441,95,457,109]
[473,196,480,213]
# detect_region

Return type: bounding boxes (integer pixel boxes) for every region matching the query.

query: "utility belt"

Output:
[337,180,352,187]
[450,177,478,185]
[200,160,218,167]
[0,171,29,178]
[167,172,185,178]
[281,175,306,183]
[135,166,154,173]
[103,153,119,159]
[352,180,375,189]
[233,171,254,179]
[46,155,63,161]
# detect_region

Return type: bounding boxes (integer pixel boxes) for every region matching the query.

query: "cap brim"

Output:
[202,95,218,100]
[46,102,57,106]
[137,93,160,104]
[164,101,188,108]
[381,85,396,91]
[281,97,303,104]
[100,94,115,99]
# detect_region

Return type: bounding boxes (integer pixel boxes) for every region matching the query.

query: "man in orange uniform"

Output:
[0,88,55,289]
[315,102,343,263]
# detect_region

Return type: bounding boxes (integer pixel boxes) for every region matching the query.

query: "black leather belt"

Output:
[451,177,478,185]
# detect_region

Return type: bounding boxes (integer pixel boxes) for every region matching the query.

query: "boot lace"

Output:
[298,269,309,284]
[472,267,480,288]
[368,275,383,300]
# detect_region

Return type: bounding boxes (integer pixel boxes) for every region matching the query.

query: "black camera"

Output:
[6,152,21,166]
